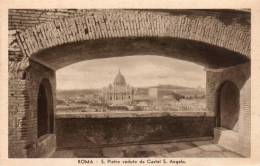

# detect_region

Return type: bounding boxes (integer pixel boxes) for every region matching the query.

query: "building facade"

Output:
[103,70,134,105]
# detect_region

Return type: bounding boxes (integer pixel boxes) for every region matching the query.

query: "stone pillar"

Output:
[9,73,29,157]
[206,62,250,157]
[238,77,251,157]
[9,60,57,158]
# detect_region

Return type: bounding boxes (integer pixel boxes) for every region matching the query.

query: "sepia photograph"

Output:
[7,8,252,159]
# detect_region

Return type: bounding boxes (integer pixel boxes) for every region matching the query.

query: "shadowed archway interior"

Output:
[37,79,54,138]
[216,81,240,132]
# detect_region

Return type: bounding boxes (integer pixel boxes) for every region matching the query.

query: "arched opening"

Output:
[31,36,247,157]
[216,81,240,132]
[37,79,54,138]
[54,55,209,150]
[29,24,248,158]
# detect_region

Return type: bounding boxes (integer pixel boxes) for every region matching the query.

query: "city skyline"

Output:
[56,55,206,90]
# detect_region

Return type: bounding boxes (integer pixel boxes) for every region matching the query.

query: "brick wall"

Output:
[206,62,250,156]
[9,78,29,157]
[9,9,250,31]
[9,9,99,31]
[9,61,56,157]
[8,9,250,72]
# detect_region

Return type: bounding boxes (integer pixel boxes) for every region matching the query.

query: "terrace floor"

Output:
[51,140,242,158]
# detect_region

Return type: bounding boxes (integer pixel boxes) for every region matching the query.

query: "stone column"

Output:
[206,62,250,156]
[9,60,57,158]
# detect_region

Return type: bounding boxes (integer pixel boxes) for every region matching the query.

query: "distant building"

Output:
[148,87,158,99]
[102,70,135,105]
[148,86,174,99]
[148,85,205,100]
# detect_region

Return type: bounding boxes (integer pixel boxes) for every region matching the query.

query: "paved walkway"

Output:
[52,140,242,158]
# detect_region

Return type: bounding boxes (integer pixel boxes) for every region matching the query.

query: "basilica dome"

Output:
[113,70,126,86]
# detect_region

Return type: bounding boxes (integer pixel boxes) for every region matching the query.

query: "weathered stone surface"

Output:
[51,150,75,158]
[56,111,214,119]
[102,147,125,157]
[192,141,223,152]
[9,9,250,72]
[55,117,214,149]
[51,140,243,158]
[8,61,56,158]
[206,63,250,156]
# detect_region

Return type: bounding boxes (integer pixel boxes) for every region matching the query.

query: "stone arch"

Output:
[216,80,240,132]
[13,10,250,72]
[17,11,250,57]
[37,78,54,138]
[30,37,249,71]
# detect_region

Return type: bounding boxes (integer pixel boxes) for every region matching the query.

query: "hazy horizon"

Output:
[56,55,206,90]
[56,84,203,91]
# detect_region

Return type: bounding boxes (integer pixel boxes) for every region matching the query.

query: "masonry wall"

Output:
[8,9,250,73]
[56,116,214,149]
[9,74,29,157]
[9,61,56,158]
[206,62,250,156]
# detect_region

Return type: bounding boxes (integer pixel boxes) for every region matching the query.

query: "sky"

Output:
[56,55,206,90]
